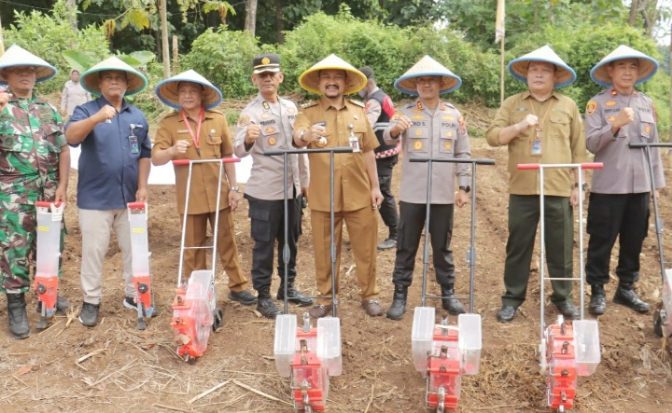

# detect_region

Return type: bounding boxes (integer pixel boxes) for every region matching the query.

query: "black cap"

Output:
[253,53,281,74]
[359,66,374,79]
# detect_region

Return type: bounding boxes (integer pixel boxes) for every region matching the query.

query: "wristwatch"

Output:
[573,182,587,191]
[459,185,471,193]
[230,186,240,193]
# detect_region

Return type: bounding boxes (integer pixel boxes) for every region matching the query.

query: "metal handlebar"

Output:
[517,162,603,170]
[173,157,241,166]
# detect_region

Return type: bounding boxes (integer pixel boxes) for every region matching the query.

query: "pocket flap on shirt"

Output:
[549,114,570,124]
[640,112,655,124]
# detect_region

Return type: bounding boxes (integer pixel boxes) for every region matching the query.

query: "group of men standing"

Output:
[0,41,664,339]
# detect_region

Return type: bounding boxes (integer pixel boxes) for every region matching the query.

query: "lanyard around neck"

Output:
[181,107,205,153]
[528,96,554,136]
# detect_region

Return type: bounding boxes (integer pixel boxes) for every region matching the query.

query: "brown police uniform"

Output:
[293,96,380,304]
[153,109,249,292]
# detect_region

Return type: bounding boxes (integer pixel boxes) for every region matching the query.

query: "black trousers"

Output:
[392,202,455,287]
[245,193,301,291]
[585,192,650,286]
[376,156,399,230]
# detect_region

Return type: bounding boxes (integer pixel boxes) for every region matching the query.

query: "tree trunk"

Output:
[160,0,170,78]
[245,0,258,36]
[629,0,640,26]
[276,0,284,44]
[65,0,77,31]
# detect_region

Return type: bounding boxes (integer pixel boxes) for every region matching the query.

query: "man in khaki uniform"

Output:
[152,70,256,306]
[234,53,312,318]
[584,45,665,315]
[486,46,588,323]
[292,54,384,318]
[382,55,471,321]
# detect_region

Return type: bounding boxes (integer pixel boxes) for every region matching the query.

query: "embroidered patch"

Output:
[611,89,618,97]
[265,126,276,134]
[446,130,454,138]
[444,141,452,150]
[607,116,616,122]
[268,136,277,146]
[238,114,250,127]
[261,112,270,119]
[391,111,403,121]
[605,101,616,107]
[645,125,651,134]
[413,140,423,150]
[442,115,454,121]
[586,101,597,116]
[412,115,425,120]
[415,129,422,136]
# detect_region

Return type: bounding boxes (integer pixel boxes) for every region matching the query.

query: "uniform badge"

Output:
[287,107,296,114]
[446,131,454,138]
[263,101,270,110]
[238,114,250,127]
[411,109,424,113]
[611,89,618,97]
[262,57,270,65]
[412,115,425,120]
[458,116,467,135]
[261,112,270,119]
[416,101,423,110]
[268,136,277,146]
[415,129,422,137]
[211,129,216,133]
[442,115,454,121]
[413,141,423,150]
[265,126,276,134]
[605,101,616,107]
[645,125,651,134]
[444,141,452,151]
[607,116,616,122]
[440,102,446,111]
[586,101,597,116]
[177,129,189,134]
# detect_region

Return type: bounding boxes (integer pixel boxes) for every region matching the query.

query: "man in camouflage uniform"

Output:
[0,45,70,339]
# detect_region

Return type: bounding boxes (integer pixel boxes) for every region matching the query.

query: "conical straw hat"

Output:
[155,70,223,110]
[508,45,576,88]
[80,56,148,96]
[298,54,367,95]
[0,44,57,83]
[394,55,461,95]
[590,45,658,87]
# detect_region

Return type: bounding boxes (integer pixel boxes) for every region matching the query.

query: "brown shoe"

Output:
[361,299,383,317]
[308,304,333,319]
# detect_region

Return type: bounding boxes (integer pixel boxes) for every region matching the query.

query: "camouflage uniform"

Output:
[0,94,66,293]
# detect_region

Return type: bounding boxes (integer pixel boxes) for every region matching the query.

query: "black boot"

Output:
[7,293,30,339]
[277,281,313,307]
[377,226,398,250]
[589,284,606,315]
[613,282,650,313]
[441,285,465,315]
[386,285,407,320]
[257,287,282,319]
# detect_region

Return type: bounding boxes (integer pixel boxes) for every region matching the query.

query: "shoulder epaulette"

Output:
[301,101,318,109]
[348,99,365,108]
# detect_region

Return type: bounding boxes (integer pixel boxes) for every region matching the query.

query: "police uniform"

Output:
[293,96,380,306]
[233,93,309,292]
[384,98,471,288]
[153,109,249,293]
[585,88,665,287]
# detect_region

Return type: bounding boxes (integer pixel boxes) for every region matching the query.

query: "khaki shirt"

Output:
[153,109,234,215]
[486,90,588,197]
[383,98,471,203]
[294,96,379,212]
[585,88,665,194]
[233,94,309,200]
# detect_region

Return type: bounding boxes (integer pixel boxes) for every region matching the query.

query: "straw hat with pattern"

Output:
[155,69,223,110]
[0,44,57,84]
[508,45,576,88]
[80,56,148,96]
[590,45,658,87]
[298,54,367,95]
[394,55,461,95]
